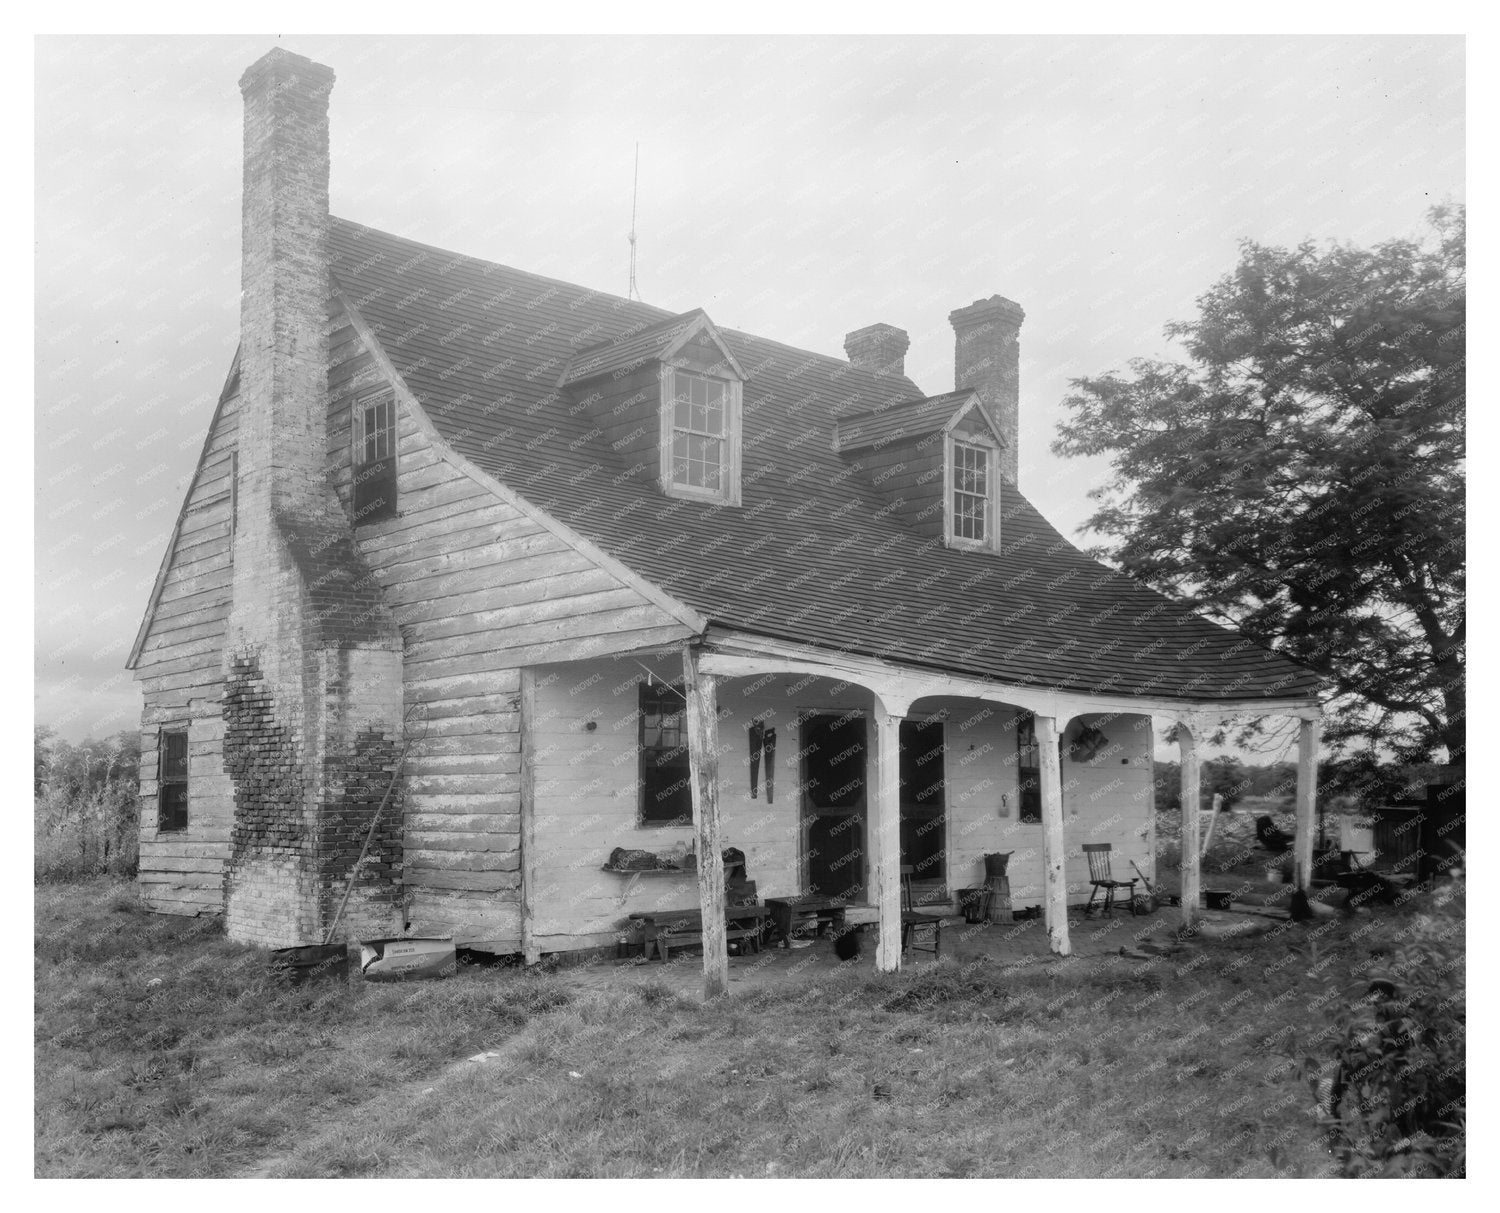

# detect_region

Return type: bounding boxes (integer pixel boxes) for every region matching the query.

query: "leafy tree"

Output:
[1202,755,1252,810]
[1056,207,1464,764]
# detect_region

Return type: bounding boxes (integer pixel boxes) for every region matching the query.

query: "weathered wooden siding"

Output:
[327,302,693,948]
[135,391,239,915]
[856,436,945,537]
[582,366,661,474]
[526,659,1156,953]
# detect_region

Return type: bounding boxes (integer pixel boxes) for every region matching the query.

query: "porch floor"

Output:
[557,906,1234,1000]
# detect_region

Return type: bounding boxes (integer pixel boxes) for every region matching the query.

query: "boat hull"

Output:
[358,936,456,982]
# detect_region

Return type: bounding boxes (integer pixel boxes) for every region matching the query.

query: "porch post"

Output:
[682,645,728,1000]
[870,697,905,973]
[1178,721,1200,929]
[1035,714,1070,956]
[1294,715,1321,889]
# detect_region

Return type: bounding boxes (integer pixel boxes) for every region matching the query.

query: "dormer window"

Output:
[557,308,746,508]
[834,389,1005,549]
[949,438,993,545]
[668,369,732,497]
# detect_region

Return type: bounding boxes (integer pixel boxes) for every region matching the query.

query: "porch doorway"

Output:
[800,712,867,902]
[899,718,946,899]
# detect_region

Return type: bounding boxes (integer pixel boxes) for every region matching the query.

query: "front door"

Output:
[800,712,867,901]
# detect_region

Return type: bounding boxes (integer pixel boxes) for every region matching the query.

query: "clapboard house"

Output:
[127,49,1323,970]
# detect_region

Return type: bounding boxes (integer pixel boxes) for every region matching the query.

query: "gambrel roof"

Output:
[328,217,1320,703]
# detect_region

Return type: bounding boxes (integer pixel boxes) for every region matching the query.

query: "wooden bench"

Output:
[764,896,848,948]
[628,905,769,962]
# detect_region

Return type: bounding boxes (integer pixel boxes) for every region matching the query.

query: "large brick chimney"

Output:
[224,49,405,948]
[844,322,910,379]
[950,296,1024,486]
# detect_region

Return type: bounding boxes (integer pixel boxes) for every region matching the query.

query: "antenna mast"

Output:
[627,143,641,301]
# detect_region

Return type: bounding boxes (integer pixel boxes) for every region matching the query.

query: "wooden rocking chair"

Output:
[1082,843,1138,917]
[901,866,944,959]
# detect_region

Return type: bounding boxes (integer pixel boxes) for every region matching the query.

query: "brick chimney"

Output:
[844,322,910,378]
[950,296,1024,486]
[224,49,405,948]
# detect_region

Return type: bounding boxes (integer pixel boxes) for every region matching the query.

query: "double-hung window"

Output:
[669,370,728,496]
[353,392,397,524]
[1014,711,1041,824]
[159,728,189,832]
[639,682,693,826]
[949,439,992,545]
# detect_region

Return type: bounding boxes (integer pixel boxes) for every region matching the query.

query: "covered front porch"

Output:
[517,630,1322,998]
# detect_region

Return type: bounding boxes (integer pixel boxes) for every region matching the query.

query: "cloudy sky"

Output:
[34,34,1463,743]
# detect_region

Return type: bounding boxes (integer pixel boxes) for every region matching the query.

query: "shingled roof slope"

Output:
[329,218,1319,703]
[558,309,708,387]
[835,391,986,452]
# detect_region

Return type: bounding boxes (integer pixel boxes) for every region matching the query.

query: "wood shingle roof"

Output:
[329,217,1320,704]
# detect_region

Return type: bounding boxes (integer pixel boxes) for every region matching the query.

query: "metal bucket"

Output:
[269,943,349,986]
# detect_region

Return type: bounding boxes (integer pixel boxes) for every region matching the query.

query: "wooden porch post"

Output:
[1035,714,1070,956]
[1294,715,1322,889]
[871,697,905,973]
[519,668,540,966]
[682,645,728,1000]
[1178,721,1200,929]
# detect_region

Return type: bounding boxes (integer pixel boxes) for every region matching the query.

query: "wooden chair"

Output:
[901,866,944,959]
[1082,843,1138,917]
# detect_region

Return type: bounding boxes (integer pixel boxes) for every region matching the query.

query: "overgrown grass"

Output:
[37,878,1463,1177]
[34,881,575,1177]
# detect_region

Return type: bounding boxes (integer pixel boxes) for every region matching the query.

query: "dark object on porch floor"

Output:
[1205,889,1233,911]
[982,851,1013,923]
[957,887,992,924]
[1256,815,1294,853]
[901,866,943,958]
[1082,843,1138,916]
[833,924,863,961]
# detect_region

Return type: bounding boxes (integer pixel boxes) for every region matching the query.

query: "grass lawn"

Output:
[36,876,1432,1178]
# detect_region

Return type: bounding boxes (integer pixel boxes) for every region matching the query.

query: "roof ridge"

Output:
[329,215,923,399]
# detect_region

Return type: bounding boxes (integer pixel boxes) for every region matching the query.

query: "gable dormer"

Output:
[835,390,1005,551]
[559,310,746,506]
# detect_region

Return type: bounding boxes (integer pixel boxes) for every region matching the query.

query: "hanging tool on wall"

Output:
[747,721,777,803]
[748,721,764,799]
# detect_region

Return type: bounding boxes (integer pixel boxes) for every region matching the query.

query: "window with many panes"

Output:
[669,370,729,496]
[353,393,397,524]
[159,728,189,832]
[639,682,693,826]
[1015,711,1041,823]
[949,439,991,545]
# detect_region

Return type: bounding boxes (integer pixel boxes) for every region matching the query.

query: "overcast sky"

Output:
[33,34,1464,745]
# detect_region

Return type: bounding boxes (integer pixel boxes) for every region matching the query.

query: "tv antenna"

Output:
[627,143,641,301]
